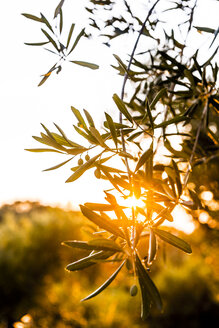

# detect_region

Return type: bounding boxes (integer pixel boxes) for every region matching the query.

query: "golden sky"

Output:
[1,0,218,214]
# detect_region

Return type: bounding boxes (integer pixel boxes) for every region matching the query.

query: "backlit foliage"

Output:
[24,0,219,320]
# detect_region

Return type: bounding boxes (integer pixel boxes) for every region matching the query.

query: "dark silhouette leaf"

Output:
[22,13,42,22]
[135,148,153,172]
[67,28,85,55]
[136,254,162,311]
[105,113,118,148]
[67,23,75,48]
[54,0,65,18]
[113,94,133,123]
[66,250,114,271]
[81,260,125,301]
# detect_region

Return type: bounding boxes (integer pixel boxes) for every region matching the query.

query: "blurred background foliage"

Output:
[2,0,219,326]
[0,201,218,328]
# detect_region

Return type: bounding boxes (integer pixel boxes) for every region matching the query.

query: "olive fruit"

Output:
[94,168,101,179]
[78,158,84,165]
[85,154,90,161]
[130,284,138,297]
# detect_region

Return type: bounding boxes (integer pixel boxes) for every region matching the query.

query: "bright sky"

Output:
[1,0,218,214]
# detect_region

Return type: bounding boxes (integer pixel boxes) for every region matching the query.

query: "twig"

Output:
[182,99,209,189]
[119,0,161,179]
[119,0,161,252]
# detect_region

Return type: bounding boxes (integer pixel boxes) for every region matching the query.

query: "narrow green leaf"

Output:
[53,123,84,148]
[113,94,133,123]
[67,28,85,55]
[66,153,101,182]
[88,239,123,252]
[210,26,219,48]
[105,113,118,148]
[127,131,143,142]
[40,125,66,151]
[155,116,189,129]
[25,148,64,153]
[89,127,109,148]
[37,63,57,87]
[32,135,58,148]
[22,13,42,22]
[83,109,95,127]
[51,132,83,148]
[41,29,59,52]
[136,254,162,311]
[73,125,97,144]
[43,157,73,171]
[148,229,157,264]
[138,275,152,320]
[33,133,68,152]
[38,72,51,87]
[63,240,96,250]
[54,0,65,18]
[59,8,63,34]
[80,205,125,238]
[63,239,122,252]
[40,13,53,32]
[172,160,182,197]
[66,148,87,155]
[66,250,114,271]
[40,124,55,140]
[113,54,127,72]
[194,26,215,34]
[70,155,115,173]
[164,139,185,158]
[146,100,154,130]
[153,228,192,253]
[150,88,166,109]
[100,166,124,194]
[70,61,99,70]
[81,260,125,301]
[119,151,134,159]
[184,69,195,88]
[24,41,49,46]
[71,106,88,130]
[135,148,153,172]
[67,23,75,49]
[104,121,130,130]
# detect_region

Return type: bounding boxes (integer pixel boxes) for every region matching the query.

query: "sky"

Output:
[1,0,218,216]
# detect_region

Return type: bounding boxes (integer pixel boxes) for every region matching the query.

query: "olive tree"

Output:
[23,0,219,320]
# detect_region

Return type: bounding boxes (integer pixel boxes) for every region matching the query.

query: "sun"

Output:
[122,195,145,209]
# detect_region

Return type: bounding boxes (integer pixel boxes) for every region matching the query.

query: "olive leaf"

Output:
[81,260,125,301]
[153,228,192,253]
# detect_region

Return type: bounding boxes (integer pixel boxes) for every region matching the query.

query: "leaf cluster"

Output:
[22,1,99,86]
[24,0,219,320]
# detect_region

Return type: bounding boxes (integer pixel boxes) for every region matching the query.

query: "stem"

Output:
[119,0,161,179]
[182,100,208,189]
[119,0,161,251]
[120,0,161,101]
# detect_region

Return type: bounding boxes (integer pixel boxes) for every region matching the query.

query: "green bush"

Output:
[0,202,218,328]
[0,202,84,325]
